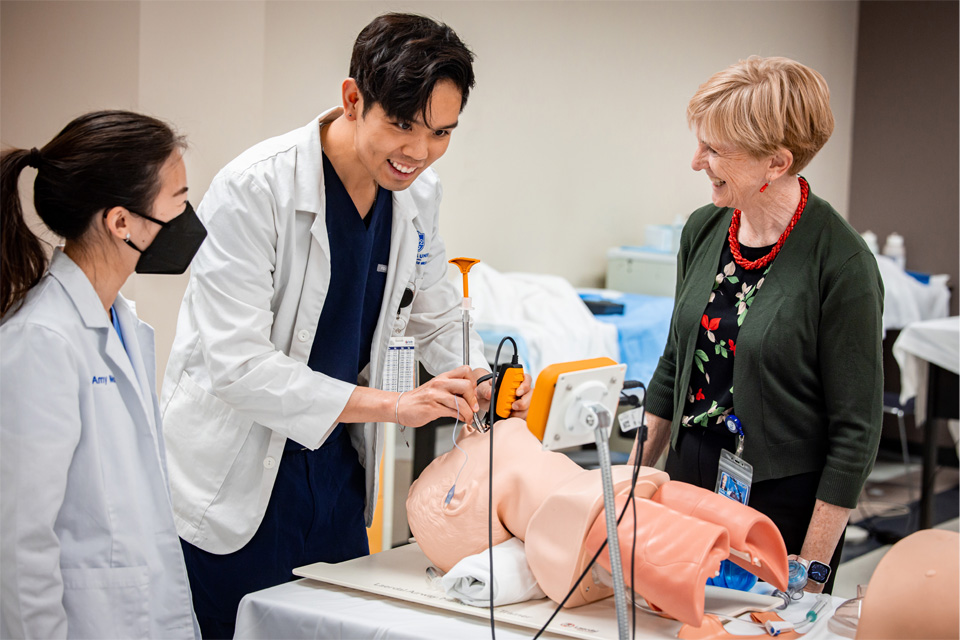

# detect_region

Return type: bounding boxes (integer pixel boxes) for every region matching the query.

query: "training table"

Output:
[234,543,848,639]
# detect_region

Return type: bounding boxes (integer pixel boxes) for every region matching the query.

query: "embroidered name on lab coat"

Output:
[91,375,116,384]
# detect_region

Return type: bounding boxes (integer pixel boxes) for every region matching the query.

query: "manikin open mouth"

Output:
[389,159,416,174]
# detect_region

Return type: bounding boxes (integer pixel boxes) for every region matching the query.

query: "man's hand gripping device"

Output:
[490,346,524,426]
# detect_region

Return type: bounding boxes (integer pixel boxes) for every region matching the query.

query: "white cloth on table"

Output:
[440,537,546,607]
[234,579,551,640]
[467,263,619,378]
[892,317,960,435]
[232,567,849,639]
[875,255,950,334]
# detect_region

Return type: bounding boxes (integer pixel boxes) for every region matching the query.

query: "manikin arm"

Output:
[650,481,788,590]
[583,494,730,627]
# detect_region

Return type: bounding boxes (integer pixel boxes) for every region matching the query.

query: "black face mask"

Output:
[124,201,207,274]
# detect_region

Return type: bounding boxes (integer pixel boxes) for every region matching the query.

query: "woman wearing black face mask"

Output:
[0,110,205,639]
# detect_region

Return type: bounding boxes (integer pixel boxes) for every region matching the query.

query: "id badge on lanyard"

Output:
[382,284,418,394]
[715,414,753,505]
[382,336,417,394]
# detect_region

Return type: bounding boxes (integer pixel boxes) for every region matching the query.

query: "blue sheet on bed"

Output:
[578,291,675,386]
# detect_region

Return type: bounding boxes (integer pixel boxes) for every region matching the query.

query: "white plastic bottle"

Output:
[882,232,906,269]
[861,230,879,254]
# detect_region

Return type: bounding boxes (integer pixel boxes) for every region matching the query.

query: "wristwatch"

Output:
[800,557,832,585]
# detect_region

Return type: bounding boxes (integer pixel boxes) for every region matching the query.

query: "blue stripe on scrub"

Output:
[180,151,393,639]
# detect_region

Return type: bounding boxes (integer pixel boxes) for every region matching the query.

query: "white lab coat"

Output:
[161,108,485,554]
[0,250,199,639]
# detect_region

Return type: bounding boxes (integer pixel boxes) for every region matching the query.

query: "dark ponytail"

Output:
[0,110,185,317]
[0,149,47,317]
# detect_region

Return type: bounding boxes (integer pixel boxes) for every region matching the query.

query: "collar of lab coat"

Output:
[48,248,112,331]
[300,108,420,256]
[47,249,158,431]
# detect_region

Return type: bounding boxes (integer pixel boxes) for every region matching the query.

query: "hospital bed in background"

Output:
[468,263,674,388]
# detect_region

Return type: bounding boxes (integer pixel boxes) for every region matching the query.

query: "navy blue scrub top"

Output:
[289,152,392,449]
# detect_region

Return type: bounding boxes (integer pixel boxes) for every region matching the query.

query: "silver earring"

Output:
[125,233,131,240]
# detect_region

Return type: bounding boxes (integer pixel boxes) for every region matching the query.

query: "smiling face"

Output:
[352,79,462,191]
[690,131,771,211]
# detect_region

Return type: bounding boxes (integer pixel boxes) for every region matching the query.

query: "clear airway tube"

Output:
[443,397,468,508]
[460,297,471,365]
[447,257,485,432]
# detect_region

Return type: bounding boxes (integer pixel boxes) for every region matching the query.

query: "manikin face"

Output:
[353,79,462,191]
[690,130,771,211]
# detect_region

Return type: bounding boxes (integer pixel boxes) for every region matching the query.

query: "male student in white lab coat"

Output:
[160,13,532,637]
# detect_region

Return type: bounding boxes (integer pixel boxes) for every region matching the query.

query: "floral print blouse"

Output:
[681,240,774,432]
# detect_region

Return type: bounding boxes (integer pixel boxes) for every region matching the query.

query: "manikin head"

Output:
[407,419,669,606]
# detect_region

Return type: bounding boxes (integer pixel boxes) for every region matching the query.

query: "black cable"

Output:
[619,393,641,408]
[489,407,495,639]
[486,335,518,639]
[532,381,648,640]
[628,381,646,640]
[630,443,644,639]
[620,379,645,408]
[631,484,637,639]
[488,336,519,428]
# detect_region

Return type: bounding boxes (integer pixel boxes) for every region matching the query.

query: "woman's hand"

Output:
[799,500,851,593]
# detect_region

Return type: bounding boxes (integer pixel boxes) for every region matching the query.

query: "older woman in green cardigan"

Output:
[632,56,883,595]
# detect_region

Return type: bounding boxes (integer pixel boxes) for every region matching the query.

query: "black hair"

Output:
[0,110,185,317]
[349,12,476,127]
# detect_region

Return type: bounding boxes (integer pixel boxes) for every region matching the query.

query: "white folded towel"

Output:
[440,537,546,607]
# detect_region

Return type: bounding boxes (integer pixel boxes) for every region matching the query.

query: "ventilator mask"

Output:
[124,201,207,274]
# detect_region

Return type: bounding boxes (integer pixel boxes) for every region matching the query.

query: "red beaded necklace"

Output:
[728,176,808,270]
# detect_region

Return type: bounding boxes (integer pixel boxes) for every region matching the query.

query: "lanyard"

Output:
[725,414,745,457]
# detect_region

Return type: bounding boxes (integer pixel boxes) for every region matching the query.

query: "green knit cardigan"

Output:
[646,189,884,508]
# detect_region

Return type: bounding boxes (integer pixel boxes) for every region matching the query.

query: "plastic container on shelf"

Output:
[860,230,880,254]
[882,232,906,269]
[605,246,677,298]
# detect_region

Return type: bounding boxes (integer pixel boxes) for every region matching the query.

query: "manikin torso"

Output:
[407,418,789,627]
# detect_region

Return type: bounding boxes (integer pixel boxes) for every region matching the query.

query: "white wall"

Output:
[1,0,858,384]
